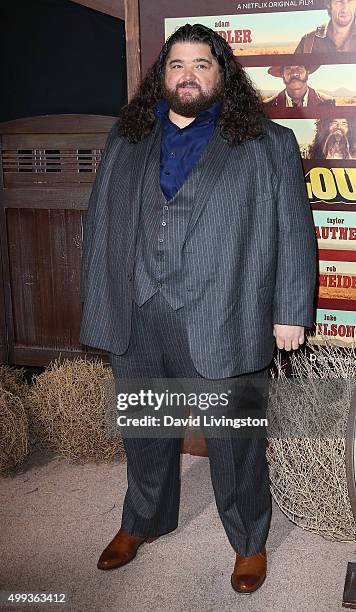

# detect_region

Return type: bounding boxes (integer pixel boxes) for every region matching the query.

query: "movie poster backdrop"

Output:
[140,0,356,346]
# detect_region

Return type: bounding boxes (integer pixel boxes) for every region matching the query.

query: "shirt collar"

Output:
[154,98,222,126]
[285,87,309,107]
[315,22,329,39]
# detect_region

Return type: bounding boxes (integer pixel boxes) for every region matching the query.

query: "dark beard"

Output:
[162,79,223,117]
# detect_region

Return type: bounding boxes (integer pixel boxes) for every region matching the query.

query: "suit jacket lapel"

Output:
[183,128,232,245]
[126,120,161,266]
[124,121,232,259]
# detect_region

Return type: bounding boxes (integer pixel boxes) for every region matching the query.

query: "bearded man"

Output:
[80,24,316,595]
[308,117,352,158]
[295,0,356,53]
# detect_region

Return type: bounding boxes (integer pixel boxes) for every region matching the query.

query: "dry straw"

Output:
[0,364,41,448]
[28,358,125,463]
[267,340,356,541]
[0,383,29,476]
[0,365,28,406]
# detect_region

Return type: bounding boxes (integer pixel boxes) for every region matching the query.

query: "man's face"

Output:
[162,41,224,117]
[330,0,356,27]
[282,66,308,94]
[329,118,349,135]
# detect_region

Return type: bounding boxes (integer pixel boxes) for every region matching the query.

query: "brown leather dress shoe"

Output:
[97,527,158,570]
[231,548,267,594]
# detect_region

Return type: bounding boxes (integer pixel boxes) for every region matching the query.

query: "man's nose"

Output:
[182,66,196,80]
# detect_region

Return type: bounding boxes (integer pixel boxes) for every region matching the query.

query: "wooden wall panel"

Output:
[0,115,117,366]
[0,143,9,362]
[0,290,7,363]
[69,0,125,20]
[124,0,141,100]
[0,223,8,363]
[6,209,83,350]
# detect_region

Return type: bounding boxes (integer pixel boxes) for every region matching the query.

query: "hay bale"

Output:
[28,358,125,463]
[0,365,43,449]
[0,384,29,476]
[267,340,356,541]
[0,365,28,403]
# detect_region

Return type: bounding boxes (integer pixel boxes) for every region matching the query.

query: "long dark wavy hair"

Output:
[117,23,266,146]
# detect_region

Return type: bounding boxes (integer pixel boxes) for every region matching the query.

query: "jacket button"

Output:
[127,273,133,281]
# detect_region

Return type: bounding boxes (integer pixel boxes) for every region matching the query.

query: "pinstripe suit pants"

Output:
[109,291,272,556]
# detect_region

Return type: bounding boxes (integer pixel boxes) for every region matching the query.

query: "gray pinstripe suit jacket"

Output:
[79,118,317,379]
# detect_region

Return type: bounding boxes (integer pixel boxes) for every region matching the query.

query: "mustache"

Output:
[287,77,307,83]
[177,81,201,89]
[329,128,347,136]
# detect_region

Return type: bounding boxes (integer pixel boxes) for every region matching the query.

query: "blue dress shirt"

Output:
[154,98,222,200]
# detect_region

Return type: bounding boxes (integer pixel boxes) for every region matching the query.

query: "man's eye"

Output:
[196,64,208,69]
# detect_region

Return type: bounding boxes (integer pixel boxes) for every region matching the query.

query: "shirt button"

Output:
[171,151,176,158]
[158,238,163,242]
[164,171,170,175]
[164,205,168,210]
[156,282,162,288]
[162,221,166,226]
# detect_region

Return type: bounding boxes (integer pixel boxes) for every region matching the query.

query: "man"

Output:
[308,117,352,158]
[80,24,316,594]
[264,64,335,108]
[295,0,356,53]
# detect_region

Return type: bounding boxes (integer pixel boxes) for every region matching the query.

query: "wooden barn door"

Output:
[0,216,8,362]
[0,115,116,366]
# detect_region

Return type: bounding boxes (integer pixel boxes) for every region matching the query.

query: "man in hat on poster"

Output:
[295,0,356,53]
[264,64,335,108]
[80,24,316,595]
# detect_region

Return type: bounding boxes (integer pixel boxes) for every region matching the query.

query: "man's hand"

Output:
[273,324,305,351]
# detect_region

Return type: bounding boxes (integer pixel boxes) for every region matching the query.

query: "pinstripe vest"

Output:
[133,123,212,310]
